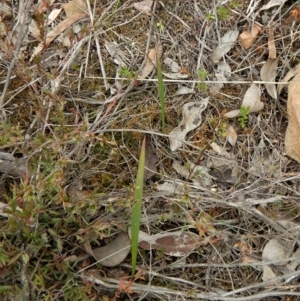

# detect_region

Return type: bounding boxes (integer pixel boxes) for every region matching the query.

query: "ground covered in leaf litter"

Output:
[1,0,300,300]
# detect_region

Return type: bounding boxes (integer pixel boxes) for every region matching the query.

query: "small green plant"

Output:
[156,20,165,32]
[119,66,136,80]
[205,12,216,21]
[238,105,251,128]
[197,69,209,91]
[217,6,229,20]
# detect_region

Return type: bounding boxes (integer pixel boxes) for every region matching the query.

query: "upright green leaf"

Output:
[131,136,146,277]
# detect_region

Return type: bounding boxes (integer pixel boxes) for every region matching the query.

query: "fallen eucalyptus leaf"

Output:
[278,63,300,95]
[133,0,153,16]
[262,265,277,282]
[226,124,238,146]
[210,61,231,95]
[261,59,278,99]
[259,0,288,11]
[169,98,209,151]
[238,23,263,50]
[138,42,163,79]
[137,230,200,257]
[262,238,294,267]
[211,29,239,63]
[285,71,300,163]
[174,86,194,96]
[83,232,131,267]
[224,83,263,118]
[104,41,126,66]
[164,57,180,72]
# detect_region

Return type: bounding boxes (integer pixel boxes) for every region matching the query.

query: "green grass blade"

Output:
[157,61,165,133]
[131,136,146,277]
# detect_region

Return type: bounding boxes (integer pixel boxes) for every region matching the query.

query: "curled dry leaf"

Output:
[224,83,263,118]
[138,42,163,79]
[104,41,126,66]
[226,124,238,146]
[259,0,288,11]
[137,230,200,257]
[83,232,131,267]
[211,29,239,63]
[164,57,180,72]
[169,98,209,151]
[262,238,294,281]
[174,86,194,96]
[285,71,300,163]
[261,59,278,99]
[238,23,263,50]
[210,61,231,95]
[261,26,277,99]
[262,238,294,266]
[267,25,276,60]
[133,0,153,16]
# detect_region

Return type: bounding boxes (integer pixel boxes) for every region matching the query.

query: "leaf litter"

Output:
[2,0,300,300]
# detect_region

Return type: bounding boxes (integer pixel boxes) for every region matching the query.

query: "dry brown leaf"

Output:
[83,232,131,267]
[62,0,87,17]
[277,63,300,95]
[30,13,86,61]
[261,59,278,99]
[285,71,300,163]
[238,23,263,50]
[133,0,153,16]
[138,230,200,257]
[226,124,238,146]
[268,25,276,60]
[138,42,163,79]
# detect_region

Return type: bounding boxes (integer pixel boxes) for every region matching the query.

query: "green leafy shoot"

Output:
[119,66,136,81]
[156,61,166,132]
[238,105,251,129]
[217,6,229,20]
[197,69,209,92]
[156,20,165,32]
[131,136,146,277]
[205,12,216,21]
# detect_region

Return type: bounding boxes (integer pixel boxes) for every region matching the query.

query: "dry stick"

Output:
[0,0,33,109]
